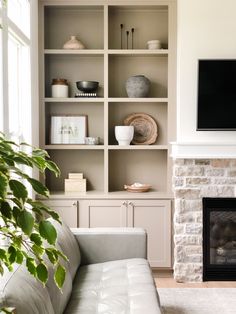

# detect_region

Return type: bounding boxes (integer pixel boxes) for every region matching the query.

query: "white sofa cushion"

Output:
[64,258,162,314]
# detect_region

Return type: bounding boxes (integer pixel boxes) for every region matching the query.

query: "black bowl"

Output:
[76,81,99,93]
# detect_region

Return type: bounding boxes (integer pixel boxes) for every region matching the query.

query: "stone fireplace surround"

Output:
[173,158,236,282]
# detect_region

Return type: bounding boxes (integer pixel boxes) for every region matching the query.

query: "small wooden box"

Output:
[65,179,86,192]
[68,173,83,179]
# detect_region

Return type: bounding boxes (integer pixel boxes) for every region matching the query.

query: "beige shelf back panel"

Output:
[108,102,167,146]
[108,6,168,49]
[108,150,167,193]
[108,55,167,97]
[44,6,104,49]
[45,55,104,97]
[45,102,104,145]
[46,150,104,192]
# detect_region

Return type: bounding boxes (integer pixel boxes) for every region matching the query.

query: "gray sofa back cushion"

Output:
[72,228,147,265]
[49,219,81,279]
[0,264,54,314]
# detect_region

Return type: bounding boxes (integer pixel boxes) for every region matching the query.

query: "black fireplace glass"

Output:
[203,197,236,281]
[210,211,236,265]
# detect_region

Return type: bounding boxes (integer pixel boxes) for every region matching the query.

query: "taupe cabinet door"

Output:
[79,200,127,228]
[79,199,171,267]
[42,200,78,228]
[127,200,171,267]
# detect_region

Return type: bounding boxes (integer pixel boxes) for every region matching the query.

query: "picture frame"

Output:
[50,115,87,144]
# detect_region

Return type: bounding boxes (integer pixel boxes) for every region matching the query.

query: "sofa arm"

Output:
[71,228,147,265]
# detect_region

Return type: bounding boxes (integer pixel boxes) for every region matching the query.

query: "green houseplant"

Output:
[0,132,66,289]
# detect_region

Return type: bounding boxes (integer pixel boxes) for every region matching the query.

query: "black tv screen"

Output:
[197,60,236,130]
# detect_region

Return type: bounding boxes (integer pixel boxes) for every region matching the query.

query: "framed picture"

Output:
[50,115,87,144]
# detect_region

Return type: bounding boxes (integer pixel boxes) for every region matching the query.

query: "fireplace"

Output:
[203,197,236,281]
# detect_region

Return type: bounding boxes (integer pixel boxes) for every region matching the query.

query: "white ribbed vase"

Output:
[115,126,134,146]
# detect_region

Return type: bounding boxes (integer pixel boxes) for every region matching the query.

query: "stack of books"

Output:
[65,173,86,192]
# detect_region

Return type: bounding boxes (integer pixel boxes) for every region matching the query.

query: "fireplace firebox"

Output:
[203,197,236,281]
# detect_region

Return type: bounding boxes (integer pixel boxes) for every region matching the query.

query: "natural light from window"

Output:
[8,0,30,38]
[7,0,31,143]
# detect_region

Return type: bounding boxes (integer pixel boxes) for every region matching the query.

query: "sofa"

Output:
[0,220,162,314]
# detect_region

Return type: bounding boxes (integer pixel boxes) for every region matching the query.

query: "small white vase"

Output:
[63,35,85,49]
[115,126,134,146]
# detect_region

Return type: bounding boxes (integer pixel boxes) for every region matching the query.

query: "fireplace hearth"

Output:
[203,197,236,281]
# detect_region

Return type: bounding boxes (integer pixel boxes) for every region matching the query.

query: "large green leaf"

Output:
[45,160,60,177]
[45,248,58,265]
[30,233,43,246]
[36,263,48,284]
[26,257,37,277]
[0,173,8,198]
[31,156,47,171]
[39,220,57,245]
[54,264,66,289]
[0,201,12,219]
[13,155,33,167]
[32,244,45,257]
[17,210,35,236]
[0,248,8,262]
[8,246,16,264]
[27,200,60,222]
[12,206,20,222]
[9,179,28,203]
[32,148,49,158]
[15,250,24,264]
[27,178,49,197]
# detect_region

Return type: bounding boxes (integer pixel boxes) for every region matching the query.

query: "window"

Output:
[0,0,31,143]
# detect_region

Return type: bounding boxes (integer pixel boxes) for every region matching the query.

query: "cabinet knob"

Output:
[73,202,77,206]
[128,201,133,206]
[122,201,127,206]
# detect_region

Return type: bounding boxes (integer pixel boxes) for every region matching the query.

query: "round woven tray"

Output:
[124,113,158,145]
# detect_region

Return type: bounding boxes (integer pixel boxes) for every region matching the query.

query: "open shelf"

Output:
[108,55,168,98]
[44,49,104,55]
[108,145,168,150]
[44,6,104,49]
[108,102,168,146]
[44,98,104,103]
[45,145,104,150]
[40,1,175,200]
[44,54,104,97]
[45,150,104,192]
[108,49,168,56]
[108,5,168,50]
[108,150,167,193]
[45,101,104,145]
[108,97,168,102]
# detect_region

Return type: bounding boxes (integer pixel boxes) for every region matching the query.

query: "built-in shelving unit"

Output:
[39,0,176,198]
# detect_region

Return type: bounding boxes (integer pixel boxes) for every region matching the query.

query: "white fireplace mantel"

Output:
[171,142,236,159]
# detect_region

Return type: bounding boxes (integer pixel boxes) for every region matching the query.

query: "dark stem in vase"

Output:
[131,28,134,49]
[120,24,123,49]
[126,31,129,49]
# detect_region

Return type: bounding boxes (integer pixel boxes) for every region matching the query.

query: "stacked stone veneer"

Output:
[173,158,236,282]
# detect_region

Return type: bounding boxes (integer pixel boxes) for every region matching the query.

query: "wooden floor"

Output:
[153,270,236,288]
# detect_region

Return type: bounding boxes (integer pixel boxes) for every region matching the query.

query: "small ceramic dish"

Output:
[84,137,100,145]
[124,183,152,193]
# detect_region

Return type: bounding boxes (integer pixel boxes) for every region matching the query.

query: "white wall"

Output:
[177,0,236,143]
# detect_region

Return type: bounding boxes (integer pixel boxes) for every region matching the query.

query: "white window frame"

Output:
[0,0,39,149]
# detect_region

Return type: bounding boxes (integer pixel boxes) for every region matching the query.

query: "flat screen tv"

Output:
[197,59,236,130]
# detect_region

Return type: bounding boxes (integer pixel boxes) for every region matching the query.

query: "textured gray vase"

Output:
[125,75,150,98]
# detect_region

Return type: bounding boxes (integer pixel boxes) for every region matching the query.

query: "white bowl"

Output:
[147,40,161,50]
[115,126,134,146]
